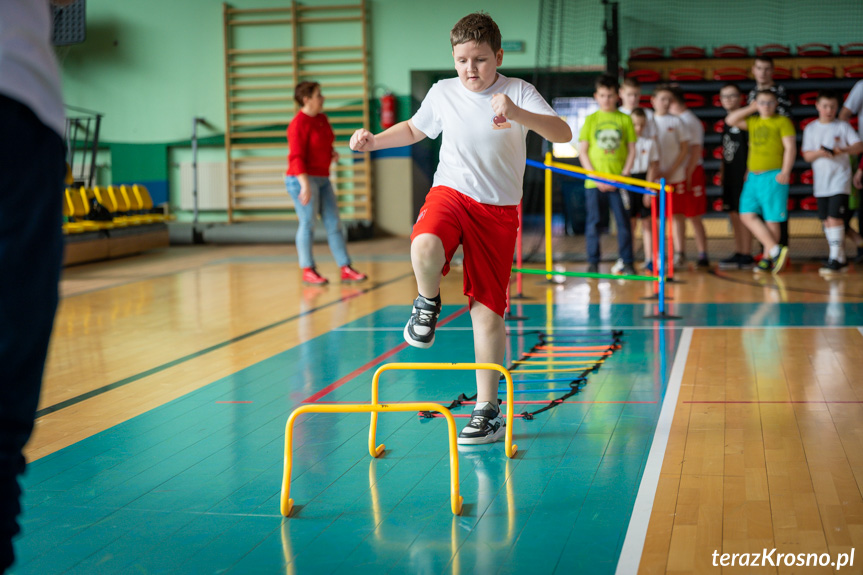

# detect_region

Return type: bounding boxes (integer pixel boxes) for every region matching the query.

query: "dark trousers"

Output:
[585,187,633,264]
[0,95,65,572]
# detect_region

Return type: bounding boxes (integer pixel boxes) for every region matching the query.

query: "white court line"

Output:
[615,327,693,575]
[333,325,854,332]
[858,327,863,338]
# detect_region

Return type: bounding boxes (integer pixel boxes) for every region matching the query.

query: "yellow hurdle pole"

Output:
[544,151,553,280]
[548,160,673,193]
[370,363,518,459]
[282,402,463,517]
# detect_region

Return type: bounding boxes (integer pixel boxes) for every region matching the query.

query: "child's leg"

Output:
[824,216,846,263]
[584,187,602,264]
[642,220,652,266]
[672,214,686,255]
[728,211,752,255]
[741,213,778,255]
[470,299,505,404]
[608,191,634,264]
[411,233,446,298]
[690,215,707,255]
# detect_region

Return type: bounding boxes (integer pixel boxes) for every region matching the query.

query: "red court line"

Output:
[316,400,658,405]
[685,400,863,404]
[302,306,470,404]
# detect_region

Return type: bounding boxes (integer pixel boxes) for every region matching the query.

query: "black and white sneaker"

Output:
[403,295,441,349]
[457,401,505,445]
[819,259,849,276]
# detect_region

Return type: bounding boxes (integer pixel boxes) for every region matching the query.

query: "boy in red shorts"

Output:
[349,12,570,444]
[669,86,710,268]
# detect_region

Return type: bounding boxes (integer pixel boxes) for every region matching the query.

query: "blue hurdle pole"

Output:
[658,177,666,315]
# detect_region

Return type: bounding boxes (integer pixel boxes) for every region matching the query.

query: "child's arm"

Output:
[801,147,833,163]
[685,140,702,180]
[622,141,636,177]
[349,120,427,152]
[776,135,796,184]
[578,140,614,192]
[835,141,863,156]
[664,141,690,180]
[493,94,572,142]
[725,102,756,130]
[646,159,659,184]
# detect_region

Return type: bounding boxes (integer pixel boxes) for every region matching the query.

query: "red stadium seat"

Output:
[800,66,835,79]
[639,94,653,108]
[799,196,818,211]
[844,65,863,78]
[630,46,664,60]
[788,172,797,185]
[713,198,724,211]
[850,117,859,130]
[800,170,814,185]
[713,44,748,58]
[756,44,791,58]
[712,146,723,160]
[713,67,749,81]
[773,66,792,80]
[798,91,818,106]
[839,43,863,56]
[626,69,661,83]
[797,43,832,57]
[712,173,722,187]
[671,45,706,59]
[799,117,817,130]
[683,93,706,107]
[669,68,705,81]
[788,198,798,211]
[713,119,725,133]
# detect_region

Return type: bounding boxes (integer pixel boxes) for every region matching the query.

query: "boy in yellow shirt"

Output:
[725,89,796,273]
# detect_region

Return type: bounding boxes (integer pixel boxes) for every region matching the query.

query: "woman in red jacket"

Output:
[286,81,366,285]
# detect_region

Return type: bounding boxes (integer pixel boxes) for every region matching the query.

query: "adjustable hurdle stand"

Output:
[280,362,518,518]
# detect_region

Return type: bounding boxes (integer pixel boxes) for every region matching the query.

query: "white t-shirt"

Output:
[0,0,65,136]
[619,106,658,140]
[801,119,861,197]
[411,74,556,206]
[631,136,659,175]
[842,80,863,141]
[677,109,704,167]
[653,114,689,183]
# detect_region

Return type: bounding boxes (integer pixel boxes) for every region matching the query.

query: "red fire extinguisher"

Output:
[380,91,396,129]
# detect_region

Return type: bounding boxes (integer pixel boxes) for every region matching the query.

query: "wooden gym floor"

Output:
[9,237,863,574]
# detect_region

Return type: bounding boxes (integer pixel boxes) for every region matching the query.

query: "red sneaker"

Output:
[302,267,328,285]
[340,265,367,283]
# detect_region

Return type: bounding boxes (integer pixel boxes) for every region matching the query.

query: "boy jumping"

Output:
[349,12,571,444]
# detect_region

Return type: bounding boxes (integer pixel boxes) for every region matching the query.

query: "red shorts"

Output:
[411,186,519,317]
[669,165,707,217]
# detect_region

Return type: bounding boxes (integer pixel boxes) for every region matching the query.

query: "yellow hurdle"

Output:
[280,401,463,517]
[370,362,518,460]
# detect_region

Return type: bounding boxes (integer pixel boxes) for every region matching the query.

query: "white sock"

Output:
[825,226,846,263]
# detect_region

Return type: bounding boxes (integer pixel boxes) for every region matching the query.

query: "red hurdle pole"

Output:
[651,194,658,295]
[516,200,523,296]
[666,185,675,279]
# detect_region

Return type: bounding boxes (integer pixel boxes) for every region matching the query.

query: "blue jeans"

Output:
[585,187,633,264]
[285,176,351,269]
[0,95,65,571]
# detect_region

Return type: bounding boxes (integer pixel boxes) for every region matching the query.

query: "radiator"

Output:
[179,162,229,210]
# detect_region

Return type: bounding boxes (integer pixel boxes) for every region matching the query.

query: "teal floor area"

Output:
[13,301,862,574]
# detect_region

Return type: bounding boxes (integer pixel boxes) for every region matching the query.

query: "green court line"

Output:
[36,271,415,417]
[513,267,659,282]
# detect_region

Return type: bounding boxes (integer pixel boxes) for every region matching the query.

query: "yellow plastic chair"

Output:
[92,186,128,228]
[132,184,165,222]
[119,185,154,224]
[108,185,138,225]
[67,187,110,231]
[62,188,85,234]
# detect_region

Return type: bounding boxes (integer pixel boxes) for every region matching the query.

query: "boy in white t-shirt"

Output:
[669,86,709,268]
[650,85,690,266]
[802,91,863,274]
[628,108,660,272]
[350,12,571,445]
[619,78,658,140]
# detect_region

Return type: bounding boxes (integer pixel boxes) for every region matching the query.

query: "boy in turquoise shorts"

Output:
[725,89,796,273]
[577,74,636,274]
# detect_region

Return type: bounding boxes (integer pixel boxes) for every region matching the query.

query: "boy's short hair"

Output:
[630,107,647,119]
[294,81,320,107]
[668,85,686,104]
[754,55,774,67]
[595,74,619,92]
[621,77,641,90]
[450,12,501,53]
[720,82,741,93]
[653,83,673,96]
[755,88,778,100]
[817,90,840,104]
